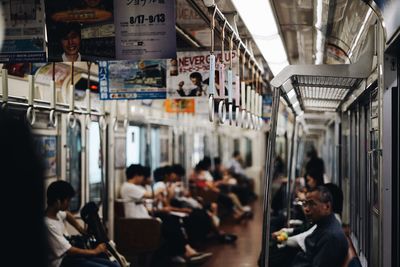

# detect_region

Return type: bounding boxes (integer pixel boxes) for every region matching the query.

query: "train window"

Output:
[203,135,211,157]
[126,125,142,165]
[88,121,102,203]
[178,133,186,165]
[66,121,82,212]
[245,137,253,167]
[192,132,204,166]
[151,127,161,170]
[160,127,169,166]
[233,138,240,153]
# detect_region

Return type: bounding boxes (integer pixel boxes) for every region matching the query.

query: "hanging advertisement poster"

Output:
[262,94,272,123]
[114,0,176,60]
[164,99,195,113]
[167,51,238,99]
[33,135,57,177]
[44,0,115,62]
[0,0,46,63]
[99,60,167,100]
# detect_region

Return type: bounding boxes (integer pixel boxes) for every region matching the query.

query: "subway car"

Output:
[0,0,399,267]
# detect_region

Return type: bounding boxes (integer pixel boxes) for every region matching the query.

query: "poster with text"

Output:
[99,60,167,100]
[164,99,195,113]
[33,135,57,177]
[114,0,176,60]
[167,51,239,99]
[0,0,46,63]
[262,94,272,123]
[44,0,115,62]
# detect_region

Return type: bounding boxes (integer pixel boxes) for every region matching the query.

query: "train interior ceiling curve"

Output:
[1,0,400,267]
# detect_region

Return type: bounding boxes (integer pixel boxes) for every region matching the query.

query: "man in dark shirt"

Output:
[291,186,348,267]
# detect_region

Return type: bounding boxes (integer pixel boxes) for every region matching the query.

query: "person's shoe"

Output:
[218,233,237,243]
[187,252,213,263]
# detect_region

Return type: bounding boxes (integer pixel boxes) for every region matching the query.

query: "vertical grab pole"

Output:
[227,33,234,125]
[208,6,218,122]
[1,69,8,109]
[85,62,92,129]
[286,115,297,226]
[260,86,281,267]
[218,21,227,124]
[235,42,241,126]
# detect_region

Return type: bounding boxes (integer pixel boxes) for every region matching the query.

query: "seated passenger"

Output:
[45,180,119,267]
[290,186,348,267]
[120,164,212,264]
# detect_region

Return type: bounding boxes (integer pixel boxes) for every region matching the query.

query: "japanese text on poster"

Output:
[167,51,238,99]
[114,0,176,60]
[0,0,46,63]
[99,60,167,100]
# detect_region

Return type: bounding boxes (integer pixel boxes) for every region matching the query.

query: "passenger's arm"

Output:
[67,243,107,256]
[66,211,86,235]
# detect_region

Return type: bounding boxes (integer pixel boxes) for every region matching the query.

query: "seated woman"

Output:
[45,180,119,267]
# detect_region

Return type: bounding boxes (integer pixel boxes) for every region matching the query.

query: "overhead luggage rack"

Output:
[291,75,361,112]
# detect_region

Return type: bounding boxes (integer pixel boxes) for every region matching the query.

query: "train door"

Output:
[63,114,83,212]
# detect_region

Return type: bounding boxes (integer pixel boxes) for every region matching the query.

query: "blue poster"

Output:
[262,94,273,122]
[33,135,57,177]
[99,60,167,100]
[114,0,176,60]
[0,0,46,63]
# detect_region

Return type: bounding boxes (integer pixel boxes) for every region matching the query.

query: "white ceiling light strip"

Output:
[231,0,289,76]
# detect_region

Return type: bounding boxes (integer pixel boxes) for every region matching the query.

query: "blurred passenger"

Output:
[305,147,325,182]
[45,180,118,267]
[121,164,212,264]
[0,110,47,267]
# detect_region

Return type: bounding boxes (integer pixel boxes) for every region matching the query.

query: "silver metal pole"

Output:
[286,116,297,226]
[260,86,281,267]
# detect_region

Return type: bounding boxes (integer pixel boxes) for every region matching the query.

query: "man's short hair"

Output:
[47,180,75,205]
[59,22,81,40]
[125,164,144,180]
[189,72,202,81]
[314,185,333,204]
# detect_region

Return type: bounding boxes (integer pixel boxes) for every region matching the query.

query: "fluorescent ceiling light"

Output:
[231,0,289,76]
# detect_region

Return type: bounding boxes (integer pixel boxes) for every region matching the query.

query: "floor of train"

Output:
[199,199,262,267]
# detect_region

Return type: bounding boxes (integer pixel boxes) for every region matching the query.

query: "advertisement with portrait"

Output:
[99,59,167,100]
[44,0,115,62]
[167,51,239,99]
[0,0,46,63]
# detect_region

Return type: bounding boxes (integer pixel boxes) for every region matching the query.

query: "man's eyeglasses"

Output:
[301,199,322,207]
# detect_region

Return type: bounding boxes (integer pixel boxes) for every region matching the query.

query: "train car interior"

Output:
[1,0,400,267]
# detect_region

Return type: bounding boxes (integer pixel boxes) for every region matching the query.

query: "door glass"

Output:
[126,125,141,165]
[66,121,82,212]
[88,121,102,203]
